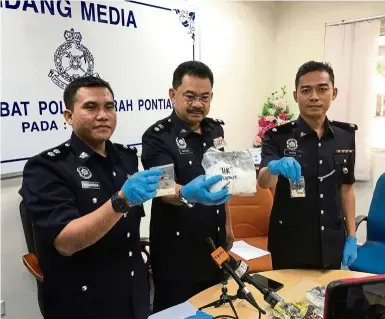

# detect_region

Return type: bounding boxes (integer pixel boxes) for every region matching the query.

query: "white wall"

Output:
[274,1,385,111]
[199,1,278,151]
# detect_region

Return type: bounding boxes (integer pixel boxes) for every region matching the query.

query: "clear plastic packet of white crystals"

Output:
[202,147,257,196]
[150,163,176,197]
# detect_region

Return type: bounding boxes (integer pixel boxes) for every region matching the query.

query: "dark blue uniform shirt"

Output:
[21,132,150,319]
[260,116,357,269]
[141,110,228,311]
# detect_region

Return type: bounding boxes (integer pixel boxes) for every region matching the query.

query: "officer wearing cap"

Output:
[21,76,163,319]
[141,61,233,312]
[258,61,358,270]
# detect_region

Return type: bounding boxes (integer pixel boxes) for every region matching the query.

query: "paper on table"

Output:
[230,240,270,261]
[148,301,198,319]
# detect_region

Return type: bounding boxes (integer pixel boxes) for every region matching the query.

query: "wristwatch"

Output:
[111,191,130,213]
[178,187,195,208]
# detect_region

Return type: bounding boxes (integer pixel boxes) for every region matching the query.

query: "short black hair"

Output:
[172,61,214,89]
[295,61,335,89]
[63,76,114,110]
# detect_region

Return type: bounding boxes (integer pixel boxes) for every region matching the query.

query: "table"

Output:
[189,269,372,318]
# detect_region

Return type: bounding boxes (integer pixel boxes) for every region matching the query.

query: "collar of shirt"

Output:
[295,115,335,140]
[69,132,121,165]
[170,110,213,138]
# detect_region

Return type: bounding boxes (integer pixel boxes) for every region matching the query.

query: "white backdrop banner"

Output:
[0,0,198,175]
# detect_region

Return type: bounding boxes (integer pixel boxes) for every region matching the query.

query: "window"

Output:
[376,23,385,117]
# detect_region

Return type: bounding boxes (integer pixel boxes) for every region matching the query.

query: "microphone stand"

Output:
[198,271,240,319]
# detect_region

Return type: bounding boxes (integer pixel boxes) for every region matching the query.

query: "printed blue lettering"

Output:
[114,100,133,112]
[2,0,20,9]
[22,0,38,13]
[0,101,29,117]
[56,0,71,18]
[22,120,59,133]
[109,6,119,25]
[97,3,107,24]
[81,1,95,21]
[80,1,137,28]
[39,101,64,115]
[40,0,54,15]
[138,99,172,111]
[127,10,137,28]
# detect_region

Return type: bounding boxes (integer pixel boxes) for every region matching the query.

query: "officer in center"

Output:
[258,61,358,270]
[141,61,234,312]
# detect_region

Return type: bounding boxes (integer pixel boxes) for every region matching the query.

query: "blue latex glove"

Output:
[121,169,162,206]
[267,157,301,182]
[342,236,358,267]
[185,310,214,318]
[181,175,232,206]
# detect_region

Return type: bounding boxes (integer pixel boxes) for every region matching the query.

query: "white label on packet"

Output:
[213,137,227,149]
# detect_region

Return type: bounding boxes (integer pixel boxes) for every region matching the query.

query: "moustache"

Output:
[187,108,204,114]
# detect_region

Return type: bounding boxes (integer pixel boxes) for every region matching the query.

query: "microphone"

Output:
[227,255,282,308]
[205,238,266,315]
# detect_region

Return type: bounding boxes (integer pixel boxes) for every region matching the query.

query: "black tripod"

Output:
[198,278,239,319]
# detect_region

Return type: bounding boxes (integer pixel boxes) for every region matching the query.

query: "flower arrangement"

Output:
[254,86,295,147]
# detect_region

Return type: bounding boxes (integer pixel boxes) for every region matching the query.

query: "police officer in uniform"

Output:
[258,61,358,270]
[141,61,234,312]
[21,76,163,319]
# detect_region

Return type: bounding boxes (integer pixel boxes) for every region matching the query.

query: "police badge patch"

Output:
[176,137,187,150]
[48,28,99,90]
[77,166,92,180]
[286,138,298,150]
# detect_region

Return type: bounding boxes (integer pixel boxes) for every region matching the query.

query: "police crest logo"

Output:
[48,28,99,90]
[176,137,187,149]
[286,138,298,151]
[77,166,92,180]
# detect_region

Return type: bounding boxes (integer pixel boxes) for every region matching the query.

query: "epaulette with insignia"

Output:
[115,143,138,154]
[151,117,173,133]
[41,141,72,161]
[268,121,296,134]
[206,117,225,125]
[330,120,358,131]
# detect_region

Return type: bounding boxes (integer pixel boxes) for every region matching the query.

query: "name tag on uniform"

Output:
[178,148,193,155]
[81,181,100,190]
[213,137,227,149]
[284,149,303,157]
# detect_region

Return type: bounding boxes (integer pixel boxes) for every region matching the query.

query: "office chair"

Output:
[349,173,385,274]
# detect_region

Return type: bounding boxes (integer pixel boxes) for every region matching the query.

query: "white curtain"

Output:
[324,20,380,181]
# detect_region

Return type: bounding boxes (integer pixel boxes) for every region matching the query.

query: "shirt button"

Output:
[131,271,135,277]
[321,226,324,231]
[318,143,322,147]
[129,251,133,257]
[216,209,219,215]
[189,161,192,165]
[321,210,324,215]
[176,231,180,236]
[279,220,283,224]
[113,171,116,177]
[203,142,207,147]
[92,198,97,203]
[82,286,87,292]
[127,232,130,238]
[320,194,324,198]
[344,159,347,163]
[319,160,323,164]
[124,213,128,218]
[217,227,220,232]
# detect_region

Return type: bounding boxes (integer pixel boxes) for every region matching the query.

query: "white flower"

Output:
[268,108,275,115]
[274,99,287,110]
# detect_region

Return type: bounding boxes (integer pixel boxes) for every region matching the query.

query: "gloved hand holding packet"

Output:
[202,147,256,196]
